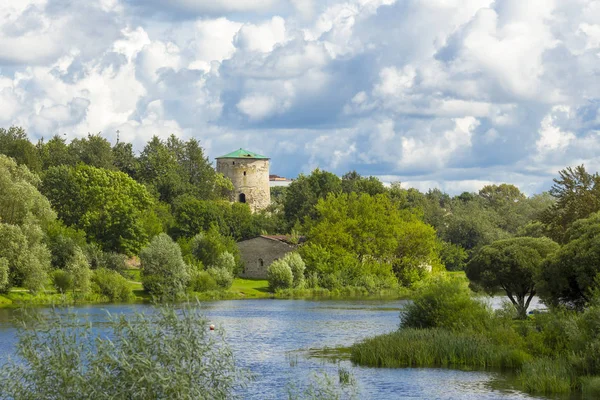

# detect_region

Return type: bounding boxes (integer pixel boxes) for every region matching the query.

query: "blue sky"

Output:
[1,0,599,194]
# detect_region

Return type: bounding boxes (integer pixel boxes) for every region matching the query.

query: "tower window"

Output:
[243,171,247,176]
[259,258,264,267]
[233,161,235,165]
[239,193,246,203]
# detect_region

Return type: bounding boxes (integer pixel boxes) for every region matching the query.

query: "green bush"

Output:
[0,258,8,293]
[208,267,233,289]
[191,270,218,292]
[91,268,132,302]
[284,253,305,288]
[267,260,293,291]
[99,252,127,271]
[140,233,190,300]
[0,304,248,399]
[52,270,73,294]
[400,275,492,333]
[213,251,236,275]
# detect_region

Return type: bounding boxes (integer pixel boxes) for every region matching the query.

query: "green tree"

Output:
[467,237,560,318]
[0,126,42,172]
[68,133,115,169]
[283,169,342,224]
[267,259,294,291]
[140,233,190,299]
[65,247,92,297]
[341,171,386,196]
[284,252,306,288]
[39,135,76,169]
[0,258,9,293]
[112,141,139,177]
[42,164,156,254]
[190,226,241,270]
[541,165,600,243]
[537,212,600,310]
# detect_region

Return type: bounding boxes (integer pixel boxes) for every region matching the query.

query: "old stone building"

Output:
[237,235,297,279]
[216,148,271,212]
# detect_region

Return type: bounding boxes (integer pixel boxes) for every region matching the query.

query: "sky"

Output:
[0,0,599,195]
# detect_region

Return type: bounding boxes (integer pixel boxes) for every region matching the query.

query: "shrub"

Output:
[0,258,8,293]
[191,226,241,273]
[52,270,73,294]
[191,270,218,292]
[91,268,132,302]
[284,253,305,288]
[213,251,236,275]
[65,247,92,297]
[401,275,492,333]
[0,304,248,399]
[267,260,293,291]
[140,233,190,300]
[208,267,233,289]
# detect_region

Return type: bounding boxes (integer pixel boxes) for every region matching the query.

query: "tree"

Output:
[68,133,115,169]
[541,165,600,243]
[283,169,342,224]
[42,164,157,254]
[0,126,42,172]
[0,155,54,293]
[65,247,92,297]
[190,226,241,270]
[284,252,305,288]
[341,171,386,196]
[467,237,560,318]
[39,135,76,169]
[140,233,190,299]
[112,141,139,178]
[537,212,600,310]
[267,259,294,291]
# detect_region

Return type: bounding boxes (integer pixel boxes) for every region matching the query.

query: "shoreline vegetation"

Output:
[0,276,416,308]
[349,276,600,397]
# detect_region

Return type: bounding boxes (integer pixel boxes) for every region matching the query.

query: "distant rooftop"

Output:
[216,148,269,159]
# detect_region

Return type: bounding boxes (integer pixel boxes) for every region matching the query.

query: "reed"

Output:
[350,328,529,370]
[517,357,575,394]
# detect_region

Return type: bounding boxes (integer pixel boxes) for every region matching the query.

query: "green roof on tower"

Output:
[216,148,269,159]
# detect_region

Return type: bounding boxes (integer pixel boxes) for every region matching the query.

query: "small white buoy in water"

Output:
[209,324,215,331]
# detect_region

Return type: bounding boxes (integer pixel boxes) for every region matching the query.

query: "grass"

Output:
[517,357,575,394]
[350,328,529,370]
[229,278,271,298]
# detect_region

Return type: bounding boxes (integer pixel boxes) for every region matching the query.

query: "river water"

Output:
[0,299,557,399]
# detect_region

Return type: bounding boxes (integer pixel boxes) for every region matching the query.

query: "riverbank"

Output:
[0,277,418,308]
[347,276,600,398]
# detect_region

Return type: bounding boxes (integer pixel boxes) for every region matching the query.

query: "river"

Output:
[0,299,560,399]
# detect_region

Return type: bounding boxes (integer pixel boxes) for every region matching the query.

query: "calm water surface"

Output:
[0,299,554,399]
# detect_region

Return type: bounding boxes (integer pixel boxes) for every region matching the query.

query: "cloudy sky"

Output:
[1,0,599,194]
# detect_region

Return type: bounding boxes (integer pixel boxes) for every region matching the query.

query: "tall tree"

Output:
[541,165,600,243]
[68,133,115,169]
[283,168,342,224]
[0,126,42,172]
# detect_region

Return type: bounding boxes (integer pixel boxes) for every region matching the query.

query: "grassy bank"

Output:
[348,276,600,397]
[2,277,418,308]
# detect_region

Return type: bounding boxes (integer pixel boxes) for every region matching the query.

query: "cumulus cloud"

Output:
[1,0,600,194]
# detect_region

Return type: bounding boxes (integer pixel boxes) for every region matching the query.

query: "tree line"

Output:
[1,126,600,306]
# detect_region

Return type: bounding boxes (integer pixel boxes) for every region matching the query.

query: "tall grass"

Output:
[351,328,529,369]
[517,357,575,394]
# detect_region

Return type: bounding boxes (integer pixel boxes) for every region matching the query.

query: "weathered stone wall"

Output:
[216,158,271,212]
[237,237,295,279]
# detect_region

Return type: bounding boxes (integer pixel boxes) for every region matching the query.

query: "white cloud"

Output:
[1,0,600,194]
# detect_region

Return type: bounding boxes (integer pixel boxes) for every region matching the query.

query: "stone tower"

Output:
[216,148,271,212]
